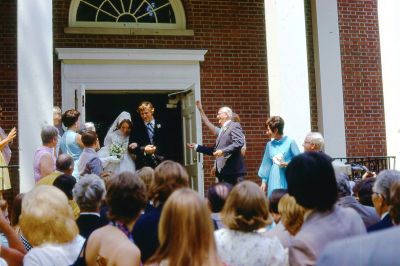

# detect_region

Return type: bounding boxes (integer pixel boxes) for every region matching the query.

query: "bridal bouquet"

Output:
[109,142,124,159]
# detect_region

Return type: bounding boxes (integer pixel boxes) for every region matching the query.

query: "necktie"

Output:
[147,122,154,144]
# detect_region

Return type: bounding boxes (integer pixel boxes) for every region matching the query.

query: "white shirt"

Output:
[214,228,286,266]
[23,235,85,266]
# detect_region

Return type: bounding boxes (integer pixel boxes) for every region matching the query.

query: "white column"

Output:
[311,0,346,157]
[18,0,53,192]
[265,0,311,148]
[379,0,400,169]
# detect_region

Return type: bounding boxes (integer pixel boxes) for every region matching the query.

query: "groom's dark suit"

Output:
[130,119,167,169]
[196,121,246,184]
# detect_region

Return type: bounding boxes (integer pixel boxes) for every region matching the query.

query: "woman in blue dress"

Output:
[60,109,84,178]
[258,116,300,196]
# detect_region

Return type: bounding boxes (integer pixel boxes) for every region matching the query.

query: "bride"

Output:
[97,111,137,174]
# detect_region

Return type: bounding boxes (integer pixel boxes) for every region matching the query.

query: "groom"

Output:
[129,101,167,169]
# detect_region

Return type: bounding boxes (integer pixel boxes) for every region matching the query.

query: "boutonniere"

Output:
[156,124,161,129]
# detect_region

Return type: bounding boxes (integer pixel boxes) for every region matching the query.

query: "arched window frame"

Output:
[66,0,193,35]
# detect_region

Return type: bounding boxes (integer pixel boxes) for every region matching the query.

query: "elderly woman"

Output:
[258,116,300,196]
[214,181,285,266]
[286,152,365,266]
[60,109,84,178]
[133,160,189,263]
[33,125,59,182]
[73,174,108,239]
[85,171,147,266]
[367,170,400,232]
[20,185,85,265]
[147,189,223,266]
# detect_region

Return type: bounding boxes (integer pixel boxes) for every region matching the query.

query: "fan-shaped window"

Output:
[67,0,192,35]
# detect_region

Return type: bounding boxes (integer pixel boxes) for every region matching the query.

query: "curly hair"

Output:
[62,109,80,128]
[20,185,78,246]
[266,116,284,135]
[149,160,189,206]
[73,174,105,212]
[221,181,271,232]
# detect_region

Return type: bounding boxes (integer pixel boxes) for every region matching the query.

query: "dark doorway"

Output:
[85,91,183,164]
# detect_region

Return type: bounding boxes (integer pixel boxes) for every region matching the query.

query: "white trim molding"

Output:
[56,48,207,62]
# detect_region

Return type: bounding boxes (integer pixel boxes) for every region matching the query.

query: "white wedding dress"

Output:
[97,112,136,174]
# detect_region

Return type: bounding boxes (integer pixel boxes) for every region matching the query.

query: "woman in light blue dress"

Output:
[258,116,300,196]
[60,109,84,178]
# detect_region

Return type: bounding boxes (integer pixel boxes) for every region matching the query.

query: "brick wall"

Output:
[0,0,20,200]
[53,0,269,188]
[2,0,386,195]
[337,0,386,156]
[304,0,318,132]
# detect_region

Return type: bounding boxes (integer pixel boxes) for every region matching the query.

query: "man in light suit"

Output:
[317,226,400,266]
[188,106,246,185]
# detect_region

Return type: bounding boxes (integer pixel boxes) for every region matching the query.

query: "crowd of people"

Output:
[0,101,399,265]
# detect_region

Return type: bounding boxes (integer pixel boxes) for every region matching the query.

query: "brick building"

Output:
[1,0,398,194]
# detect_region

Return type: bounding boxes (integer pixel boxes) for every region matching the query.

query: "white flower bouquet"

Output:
[109,142,124,159]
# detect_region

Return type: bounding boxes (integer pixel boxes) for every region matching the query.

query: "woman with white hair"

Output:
[20,185,85,265]
[33,125,59,182]
[73,174,108,239]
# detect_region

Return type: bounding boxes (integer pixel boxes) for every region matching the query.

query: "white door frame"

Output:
[56,48,207,195]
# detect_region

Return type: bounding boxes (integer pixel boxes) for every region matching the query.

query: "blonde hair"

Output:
[148,189,222,266]
[137,101,154,113]
[278,194,305,235]
[136,167,154,194]
[221,181,271,232]
[19,185,78,246]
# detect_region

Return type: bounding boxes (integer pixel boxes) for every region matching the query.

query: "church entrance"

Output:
[56,48,206,194]
[85,91,183,164]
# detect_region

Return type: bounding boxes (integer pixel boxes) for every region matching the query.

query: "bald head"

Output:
[56,154,74,175]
